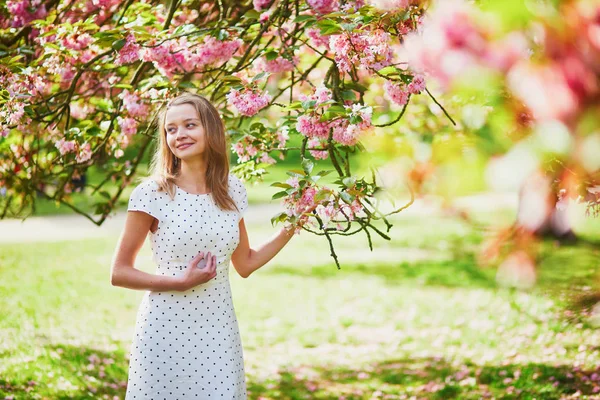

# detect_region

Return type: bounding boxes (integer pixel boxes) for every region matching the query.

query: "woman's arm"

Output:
[230,218,295,278]
[110,210,183,291]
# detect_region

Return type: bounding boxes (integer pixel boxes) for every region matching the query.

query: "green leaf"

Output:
[222,75,243,83]
[302,159,314,174]
[315,189,330,202]
[342,177,356,187]
[270,211,288,225]
[340,191,354,203]
[344,82,368,93]
[112,38,127,51]
[341,90,357,101]
[286,170,305,177]
[252,71,270,82]
[270,182,292,189]
[272,191,288,200]
[301,100,317,110]
[293,15,315,23]
[243,9,260,20]
[178,81,197,89]
[377,66,397,76]
[316,170,333,177]
[264,50,279,61]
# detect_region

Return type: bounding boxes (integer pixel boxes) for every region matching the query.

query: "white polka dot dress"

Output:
[125,173,248,399]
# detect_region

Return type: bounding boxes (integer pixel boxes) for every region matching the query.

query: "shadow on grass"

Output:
[248,356,600,400]
[0,344,128,400]
[3,347,597,400]
[3,337,600,400]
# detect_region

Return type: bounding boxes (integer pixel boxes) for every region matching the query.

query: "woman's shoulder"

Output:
[133,177,160,193]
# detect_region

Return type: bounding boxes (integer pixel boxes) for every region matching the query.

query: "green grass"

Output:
[1,210,600,399]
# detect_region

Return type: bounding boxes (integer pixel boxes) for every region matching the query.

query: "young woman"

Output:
[110,92,302,399]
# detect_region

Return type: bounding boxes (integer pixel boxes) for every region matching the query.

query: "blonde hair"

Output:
[148,92,237,213]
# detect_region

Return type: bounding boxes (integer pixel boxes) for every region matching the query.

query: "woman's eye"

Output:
[187,124,195,128]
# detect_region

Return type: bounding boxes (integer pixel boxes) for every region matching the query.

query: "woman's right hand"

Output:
[177,251,217,291]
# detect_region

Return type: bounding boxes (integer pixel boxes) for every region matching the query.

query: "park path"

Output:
[0,193,517,243]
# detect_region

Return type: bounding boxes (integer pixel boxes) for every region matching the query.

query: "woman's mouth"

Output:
[177,143,194,150]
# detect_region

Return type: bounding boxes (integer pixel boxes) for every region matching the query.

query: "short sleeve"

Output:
[229,174,248,221]
[128,180,160,220]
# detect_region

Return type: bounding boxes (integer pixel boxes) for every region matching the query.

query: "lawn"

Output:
[1,205,600,399]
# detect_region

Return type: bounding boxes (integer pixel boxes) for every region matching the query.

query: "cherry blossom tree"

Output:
[1,0,457,268]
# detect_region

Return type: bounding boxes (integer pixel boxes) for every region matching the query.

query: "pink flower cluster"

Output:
[308,138,329,159]
[54,138,92,163]
[253,0,271,11]
[402,0,527,87]
[60,31,94,51]
[116,34,141,66]
[276,126,289,149]
[329,30,394,73]
[370,0,415,12]
[6,0,47,28]
[117,116,138,148]
[142,36,242,78]
[118,90,149,118]
[254,56,298,74]
[295,87,373,147]
[306,28,330,48]
[299,86,332,105]
[383,75,425,106]
[232,140,258,163]
[307,0,339,14]
[55,138,77,155]
[226,89,272,116]
[76,142,93,164]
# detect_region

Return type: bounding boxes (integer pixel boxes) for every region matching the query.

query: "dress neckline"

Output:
[174,184,212,196]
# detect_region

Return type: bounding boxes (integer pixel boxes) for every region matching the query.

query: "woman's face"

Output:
[164,103,207,161]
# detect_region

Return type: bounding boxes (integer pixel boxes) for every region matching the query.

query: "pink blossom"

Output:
[61,32,94,51]
[306,28,330,48]
[254,56,297,73]
[232,142,249,162]
[115,34,141,65]
[118,90,149,118]
[259,153,276,164]
[259,11,271,23]
[308,138,329,159]
[329,30,393,73]
[371,0,414,12]
[226,89,272,116]
[55,138,77,155]
[253,0,271,11]
[76,142,93,163]
[117,116,138,136]
[286,176,300,188]
[299,86,333,105]
[384,81,410,106]
[6,0,48,28]
[295,115,330,139]
[277,126,289,148]
[246,144,258,157]
[191,36,242,68]
[407,74,426,94]
[315,202,336,225]
[507,63,579,122]
[307,0,339,14]
[142,36,241,78]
